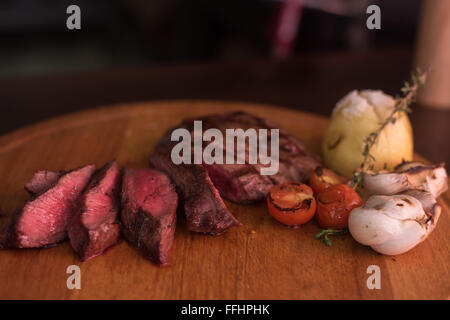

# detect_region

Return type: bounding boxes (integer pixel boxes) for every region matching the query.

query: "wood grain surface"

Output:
[0,101,448,300]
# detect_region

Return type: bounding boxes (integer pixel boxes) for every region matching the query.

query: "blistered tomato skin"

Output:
[309,167,348,195]
[316,184,363,229]
[267,183,316,227]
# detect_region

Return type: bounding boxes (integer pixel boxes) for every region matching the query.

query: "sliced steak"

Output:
[121,168,178,265]
[150,150,240,234]
[25,170,61,195]
[67,161,121,261]
[0,164,96,248]
[153,112,320,204]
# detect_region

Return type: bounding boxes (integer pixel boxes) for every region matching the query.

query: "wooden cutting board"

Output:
[0,101,448,300]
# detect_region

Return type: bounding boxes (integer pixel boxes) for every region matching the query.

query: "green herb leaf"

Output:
[314,228,348,247]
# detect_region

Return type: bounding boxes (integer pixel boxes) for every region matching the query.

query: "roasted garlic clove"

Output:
[398,162,448,198]
[361,162,448,199]
[348,194,440,255]
[400,189,436,213]
[360,172,408,199]
[400,190,441,234]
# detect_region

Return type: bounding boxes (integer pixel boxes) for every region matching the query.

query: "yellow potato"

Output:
[322,90,413,179]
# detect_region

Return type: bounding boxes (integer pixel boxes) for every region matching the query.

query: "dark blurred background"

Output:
[1,0,449,164]
[0,0,421,75]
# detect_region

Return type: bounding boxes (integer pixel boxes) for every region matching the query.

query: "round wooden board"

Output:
[0,100,448,300]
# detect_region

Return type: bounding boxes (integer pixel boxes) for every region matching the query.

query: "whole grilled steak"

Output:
[0,164,96,248]
[67,161,121,261]
[121,168,178,265]
[25,170,61,195]
[150,110,320,206]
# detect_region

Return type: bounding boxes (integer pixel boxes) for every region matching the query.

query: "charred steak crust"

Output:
[149,149,240,235]
[207,112,320,202]
[153,111,320,204]
[67,161,121,261]
[0,164,96,249]
[120,168,178,265]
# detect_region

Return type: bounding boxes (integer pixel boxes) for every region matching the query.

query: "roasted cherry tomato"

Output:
[267,182,316,226]
[316,184,363,229]
[309,167,348,195]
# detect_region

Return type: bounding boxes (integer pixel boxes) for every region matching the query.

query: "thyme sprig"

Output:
[314,228,348,247]
[351,68,428,191]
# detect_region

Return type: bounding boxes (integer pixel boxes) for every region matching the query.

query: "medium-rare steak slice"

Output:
[150,111,320,204]
[25,170,61,195]
[121,168,178,265]
[150,150,240,234]
[0,164,96,248]
[67,161,121,261]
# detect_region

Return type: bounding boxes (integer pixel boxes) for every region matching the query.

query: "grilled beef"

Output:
[149,111,318,232]
[67,161,121,261]
[150,151,240,234]
[121,168,178,265]
[25,170,61,195]
[184,111,321,203]
[0,164,96,248]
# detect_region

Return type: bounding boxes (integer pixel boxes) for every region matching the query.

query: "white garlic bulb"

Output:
[348,194,441,255]
[361,162,448,200]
